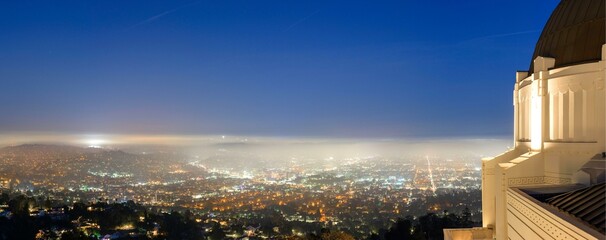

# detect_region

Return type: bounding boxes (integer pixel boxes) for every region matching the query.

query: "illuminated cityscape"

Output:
[0,139,504,239]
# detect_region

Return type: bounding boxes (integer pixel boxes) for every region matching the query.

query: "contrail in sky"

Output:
[128,1,201,30]
[283,9,321,32]
[460,29,540,43]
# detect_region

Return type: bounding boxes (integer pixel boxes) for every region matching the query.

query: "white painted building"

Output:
[445,0,606,239]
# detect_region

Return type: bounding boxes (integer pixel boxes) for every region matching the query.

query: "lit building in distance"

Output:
[445,0,606,239]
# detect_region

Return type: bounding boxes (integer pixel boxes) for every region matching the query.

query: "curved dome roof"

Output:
[529,0,605,72]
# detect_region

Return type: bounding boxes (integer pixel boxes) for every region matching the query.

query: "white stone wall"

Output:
[543,62,604,143]
[480,44,606,240]
[516,55,605,150]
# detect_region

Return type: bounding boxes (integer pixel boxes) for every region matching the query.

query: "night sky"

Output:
[0,0,559,138]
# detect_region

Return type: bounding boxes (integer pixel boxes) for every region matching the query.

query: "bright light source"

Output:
[86,138,106,148]
[530,83,542,151]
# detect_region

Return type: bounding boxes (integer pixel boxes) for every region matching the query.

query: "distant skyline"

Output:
[0,1,559,138]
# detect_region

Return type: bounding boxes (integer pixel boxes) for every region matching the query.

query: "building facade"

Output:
[446,0,606,239]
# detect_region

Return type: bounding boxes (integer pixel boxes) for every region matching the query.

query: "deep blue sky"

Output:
[0,0,559,138]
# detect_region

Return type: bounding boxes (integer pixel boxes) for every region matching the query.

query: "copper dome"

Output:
[529,0,605,72]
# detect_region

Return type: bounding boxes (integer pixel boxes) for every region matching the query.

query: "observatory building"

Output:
[446,0,606,239]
